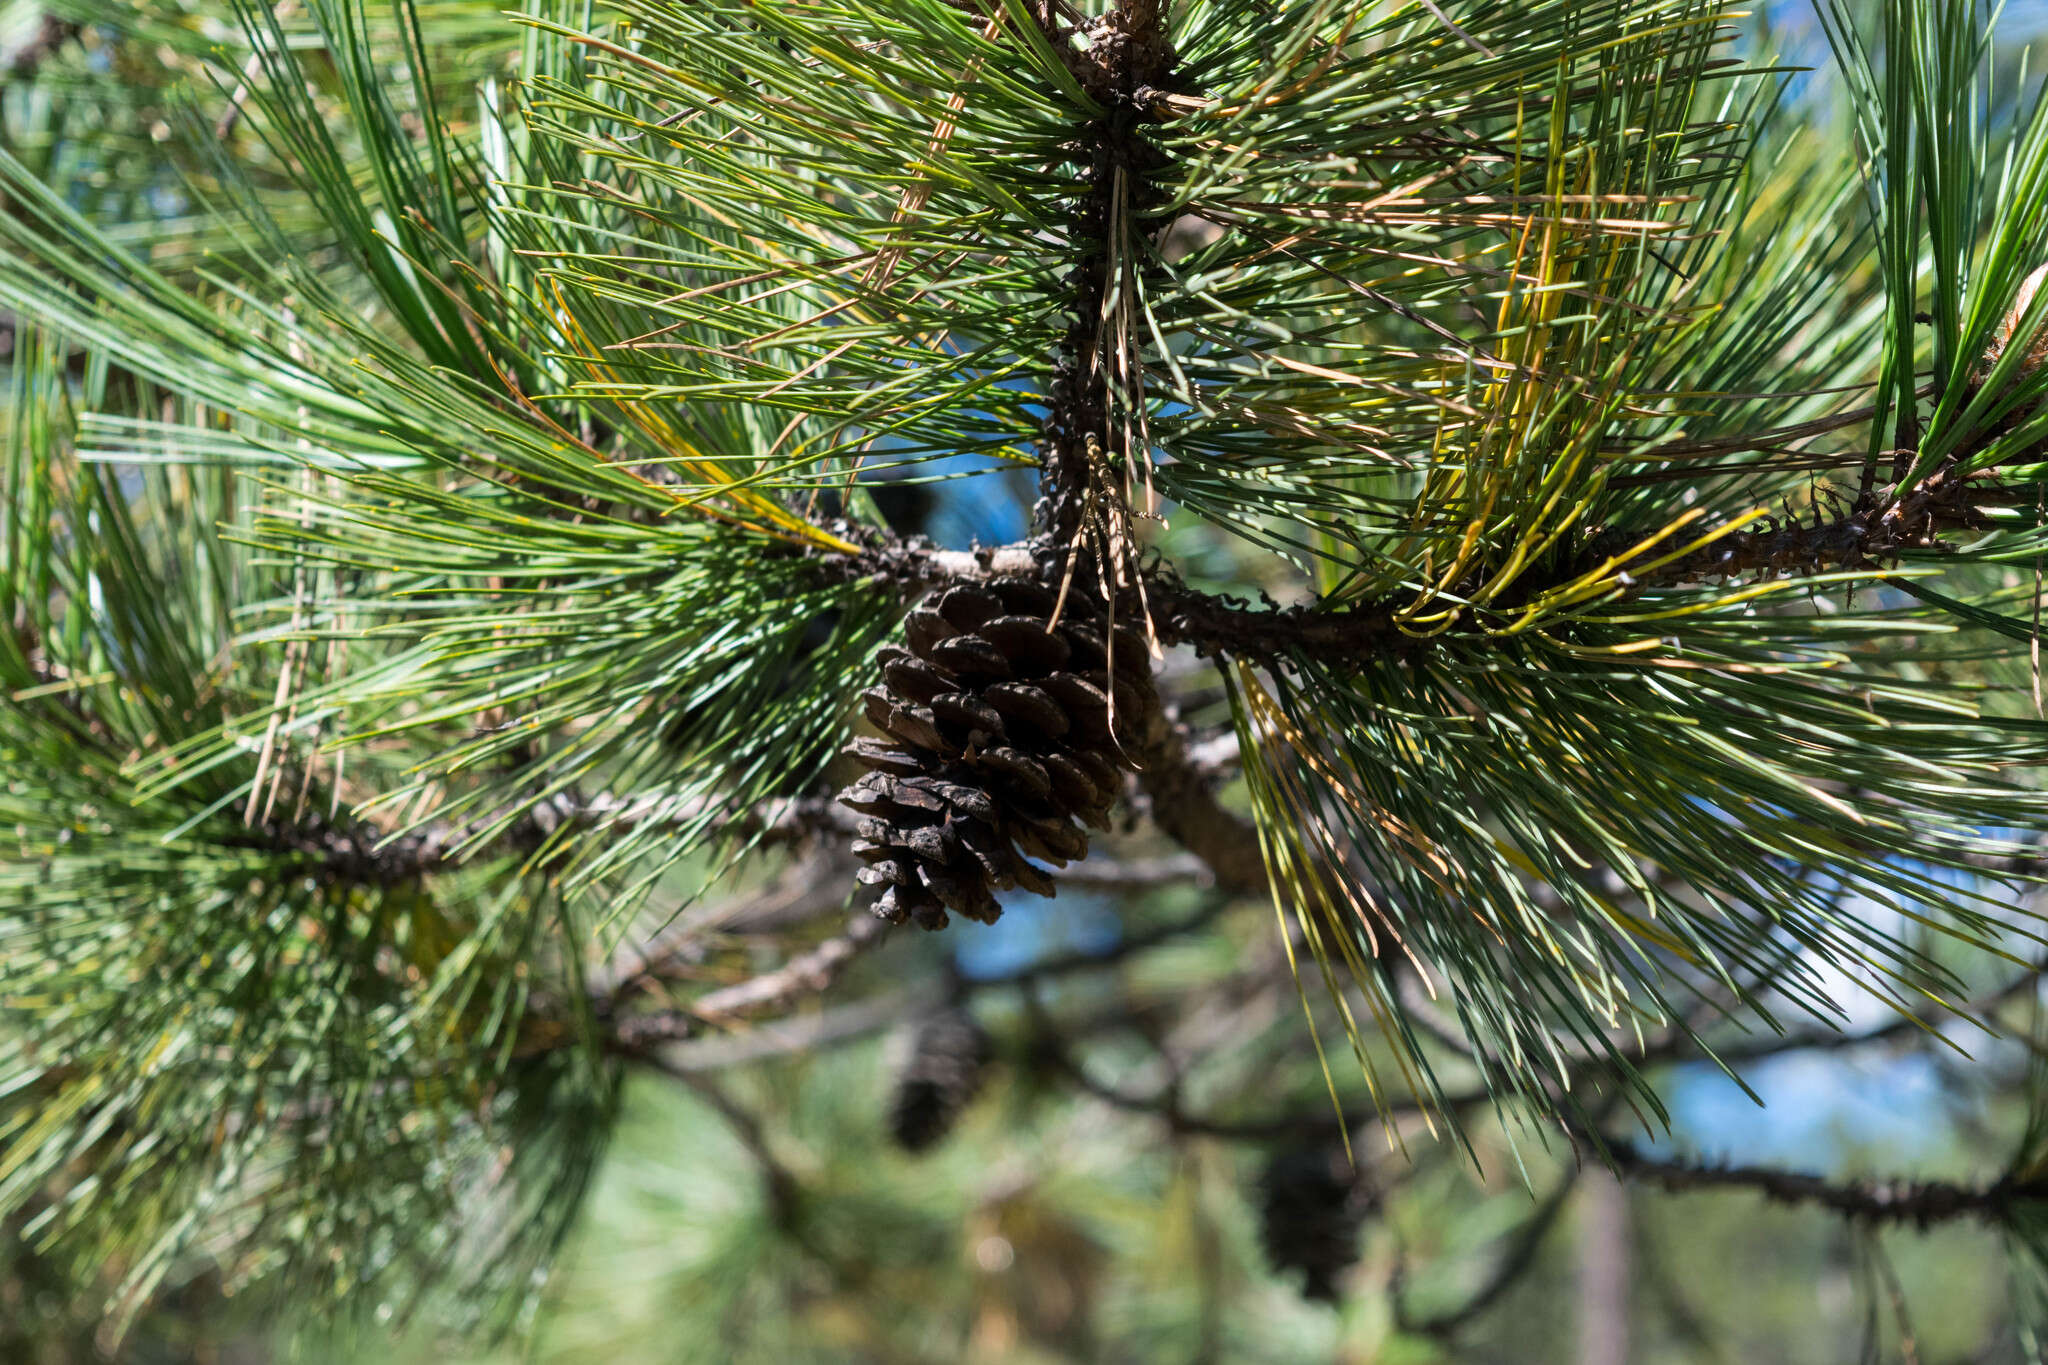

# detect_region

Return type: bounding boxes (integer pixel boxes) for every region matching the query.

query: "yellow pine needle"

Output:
[1239,715,1418,1147]
[546,289,859,553]
[1233,667,1447,1137]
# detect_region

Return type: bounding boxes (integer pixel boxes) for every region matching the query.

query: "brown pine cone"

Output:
[887,1008,992,1153]
[1257,1145,1372,1304]
[1968,262,2048,458]
[838,579,1154,930]
[1982,263,2048,383]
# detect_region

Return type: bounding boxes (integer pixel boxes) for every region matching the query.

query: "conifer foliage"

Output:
[5,0,2048,1345]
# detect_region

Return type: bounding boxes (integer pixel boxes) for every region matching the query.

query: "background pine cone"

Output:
[888,1008,992,1154]
[839,579,1154,930]
[1257,1145,1371,1304]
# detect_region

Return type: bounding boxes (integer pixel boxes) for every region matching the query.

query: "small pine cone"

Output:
[1980,263,2048,385]
[1968,263,2048,457]
[1257,1146,1371,1304]
[888,1008,992,1154]
[839,579,1154,930]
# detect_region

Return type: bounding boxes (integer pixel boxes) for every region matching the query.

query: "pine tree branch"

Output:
[1572,471,2016,586]
[830,535,1413,665]
[587,849,860,1002]
[597,848,1216,1012]
[687,914,893,1017]
[624,895,1235,1067]
[1034,0,1177,548]
[1586,1131,2031,1231]
[825,490,1990,673]
[1048,1028,2042,1235]
[360,790,855,877]
[1147,581,1410,664]
[224,814,442,888]
[647,989,928,1071]
[605,913,893,1051]
[1132,705,1268,897]
[1391,1173,1580,1339]
[507,789,855,850]
[1060,851,1210,889]
[830,465,2035,673]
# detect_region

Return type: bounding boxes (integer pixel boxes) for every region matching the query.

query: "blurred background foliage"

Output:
[14,912,2042,1365]
[9,0,2048,1360]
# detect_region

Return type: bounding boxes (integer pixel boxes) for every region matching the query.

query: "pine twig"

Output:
[586,848,859,1001]
[657,1069,803,1227]
[1059,852,1211,890]
[831,459,2041,673]
[618,894,1235,1063]
[1586,1130,2031,1231]
[650,989,929,1072]
[388,789,854,873]
[606,914,894,1050]
[691,913,892,1018]
[1573,470,2009,586]
[1392,1172,1579,1338]
[1132,705,1268,897]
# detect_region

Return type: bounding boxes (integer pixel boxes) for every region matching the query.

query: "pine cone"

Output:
[839,579,1153,930]
[1257,1146,1370,1304]
[888,1008,992,1153]
[1968,262,2048,457]
[1981,263,2048,384]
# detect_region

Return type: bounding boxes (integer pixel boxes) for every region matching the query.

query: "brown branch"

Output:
[1042,1030,2045,1236]
[1392,1173,1579,1339]
[356,789,854,879]
[692,913,891,1017]
[829,464,2037,673]
[650,989,928,1071]
[828,536,1413,664]
[1060,851,1211,889]
[631,896,1237,1068]
[592,847,1212,1008]
[1036,0,1177,548]
[1147,581,1410,664]
[516,788,854,848]
[1589,1131,2031,1231]
[230,813,438,889]
[1132,705,1268,897]
[655,1069,803,1226]
[1572,472,2007,587]
[586,848,859,1001]
[606,914,893,1050]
